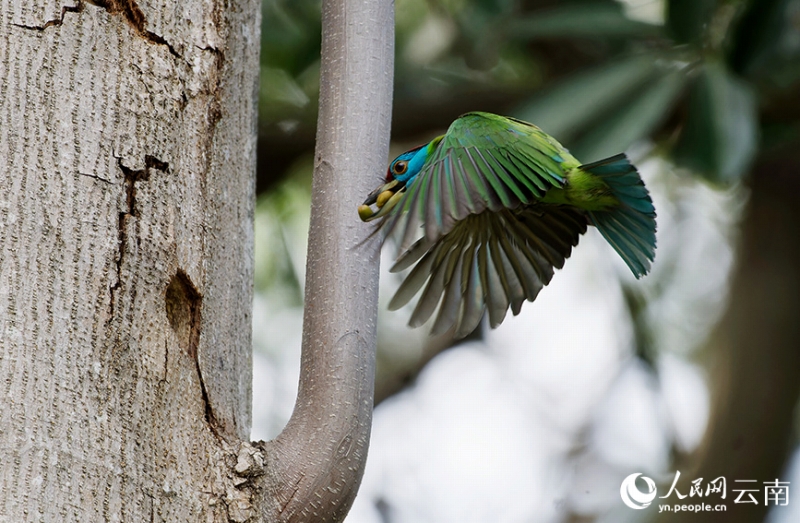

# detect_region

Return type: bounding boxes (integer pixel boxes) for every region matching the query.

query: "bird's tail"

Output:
[581,154,656,278]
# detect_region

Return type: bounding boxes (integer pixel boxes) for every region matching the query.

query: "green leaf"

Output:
[260,67,311,108]
[260,0,322,74]
[515,56,658,142]
[674,62,758,183]
[509,2,662,40]
[574,69,688,161]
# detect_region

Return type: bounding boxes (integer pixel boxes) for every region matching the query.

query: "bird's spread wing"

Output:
[382,112,573,252]
[388,205,588,338]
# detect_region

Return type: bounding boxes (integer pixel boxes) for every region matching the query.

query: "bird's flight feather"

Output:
[363,112,656,337]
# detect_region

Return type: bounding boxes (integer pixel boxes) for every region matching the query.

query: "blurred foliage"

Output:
[257,0,800,340]
[254,3,800,520]
[253,158,311,305]
[259,0,800,191]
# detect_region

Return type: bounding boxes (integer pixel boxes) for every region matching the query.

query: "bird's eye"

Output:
[393,161,408,175]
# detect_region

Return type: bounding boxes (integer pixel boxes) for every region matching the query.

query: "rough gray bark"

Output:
[0,0,260,520]
[258,0,394,521]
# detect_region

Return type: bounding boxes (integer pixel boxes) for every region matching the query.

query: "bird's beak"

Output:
[358,179,405,222]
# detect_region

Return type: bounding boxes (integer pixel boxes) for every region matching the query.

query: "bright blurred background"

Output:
[253,1,800,521]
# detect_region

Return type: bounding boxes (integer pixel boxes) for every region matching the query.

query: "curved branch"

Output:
[260,0,393,521]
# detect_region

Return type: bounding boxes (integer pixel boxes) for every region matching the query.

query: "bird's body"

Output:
[359,112,656,338]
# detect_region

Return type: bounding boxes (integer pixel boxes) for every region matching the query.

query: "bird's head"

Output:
[358,142,433,222]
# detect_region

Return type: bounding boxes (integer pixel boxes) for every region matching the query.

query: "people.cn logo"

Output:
[620,473,658,509]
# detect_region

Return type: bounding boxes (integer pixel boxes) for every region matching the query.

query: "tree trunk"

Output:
[658,148,800,523]
[1,0,393,521]
[0,0,260,520]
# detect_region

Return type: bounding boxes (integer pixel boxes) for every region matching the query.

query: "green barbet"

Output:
[359,112,656,338]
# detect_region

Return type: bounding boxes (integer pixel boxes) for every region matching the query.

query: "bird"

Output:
[358,112,656,339]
